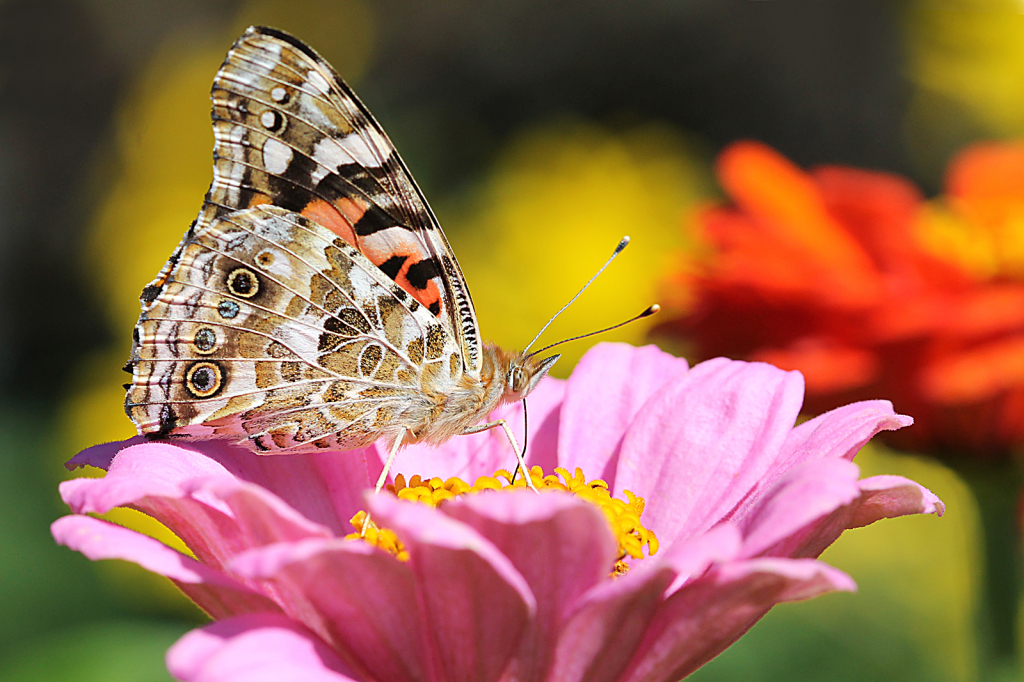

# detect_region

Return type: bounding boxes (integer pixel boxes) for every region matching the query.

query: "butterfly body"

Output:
[124,27,557,456]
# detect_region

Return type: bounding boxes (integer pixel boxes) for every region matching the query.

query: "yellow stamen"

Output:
[348,511,408,562]
[345,466,658,575]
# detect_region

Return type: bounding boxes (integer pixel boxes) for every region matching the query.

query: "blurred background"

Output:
[2,0,1023,680]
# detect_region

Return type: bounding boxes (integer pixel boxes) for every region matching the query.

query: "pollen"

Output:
[347,511,409,562]
[346,466,659,575]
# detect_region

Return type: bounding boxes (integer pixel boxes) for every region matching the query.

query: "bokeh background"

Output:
[1,0,1023,680]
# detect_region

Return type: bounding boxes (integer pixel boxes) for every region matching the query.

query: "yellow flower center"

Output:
[346,466,659,575]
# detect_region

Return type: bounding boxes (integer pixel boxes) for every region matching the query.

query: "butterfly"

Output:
[123,26,560,485]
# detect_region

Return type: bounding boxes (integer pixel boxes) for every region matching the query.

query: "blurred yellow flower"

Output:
[906,2,1024,163]
[447,120,710,375]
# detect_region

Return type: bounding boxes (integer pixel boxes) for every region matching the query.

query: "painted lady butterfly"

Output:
[123,26,561,484]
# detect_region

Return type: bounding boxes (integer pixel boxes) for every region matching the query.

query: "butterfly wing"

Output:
[125,27,495,450]
[143,26,482,376]
[127,205,464,452]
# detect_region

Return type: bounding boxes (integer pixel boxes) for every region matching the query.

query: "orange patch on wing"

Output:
[405,278,443,317]
[362,231,444,316]
[301,198,359,246]
[385,251,444,317]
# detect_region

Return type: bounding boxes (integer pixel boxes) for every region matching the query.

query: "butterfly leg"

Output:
[461,420,539,492]
[375,428,408,494]
[361,427,410,536]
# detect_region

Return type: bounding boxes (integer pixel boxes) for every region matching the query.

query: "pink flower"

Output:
[53,343,942,682]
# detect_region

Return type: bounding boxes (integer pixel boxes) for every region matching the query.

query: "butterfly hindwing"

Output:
[127,205,463,452]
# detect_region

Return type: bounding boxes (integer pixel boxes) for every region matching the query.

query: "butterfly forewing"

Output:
[205,26,482,374]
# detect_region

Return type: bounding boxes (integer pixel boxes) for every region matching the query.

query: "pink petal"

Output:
[849,475,945,528]
[246,449,374,535]
[197,477,336,545]
[726,399,914,532]
[738,458,863,558]
[64,436,147,470]
[442,491,619,682]
[167,614,360,682]
[374,375,566,484]
[559,343,689,484]
[518,375,572,473]
[775,399,911,478]
[369,494,536,682]
[60,444,336,571]
[51,515,280,619]
[616,358,805,549]
[658,522,745,593]
[228,538,428,682]
[60,442,234,515]
[620,558,856,682]
[749,471,944,561]
[64,440,372,537]
[717,558,857,599]
[549,524,741,682]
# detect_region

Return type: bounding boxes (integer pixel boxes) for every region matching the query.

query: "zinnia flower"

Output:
[657,140,1024,460]
[53,343,941,681]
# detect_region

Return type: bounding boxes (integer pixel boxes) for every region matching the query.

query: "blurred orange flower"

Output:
[657,140,1024,460]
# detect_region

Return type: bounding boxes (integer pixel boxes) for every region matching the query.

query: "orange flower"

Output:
[658,140,1024,459]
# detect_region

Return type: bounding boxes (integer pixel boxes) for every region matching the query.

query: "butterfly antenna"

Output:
[522,236,631,354]
[526,304,660,358]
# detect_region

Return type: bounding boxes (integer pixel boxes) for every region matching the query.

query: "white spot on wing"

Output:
[339,132,384,168]
[309,136,356,184]
[271,87,287,102]
[297,98,331,129]
[277,320,320,361]
[345,266,386,315]
[365,126,392,158]
[256,249,294,280]
[262,137,292,175]
[402,318,423,356]
[247,211,296,244]
[219,67,259,89]
[306,69,331,95]
[260,111,278,129]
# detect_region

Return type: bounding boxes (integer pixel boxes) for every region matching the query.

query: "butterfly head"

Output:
[505,353,560,401]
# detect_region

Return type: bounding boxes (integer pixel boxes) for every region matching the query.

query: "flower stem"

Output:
[951,459,1024,679]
